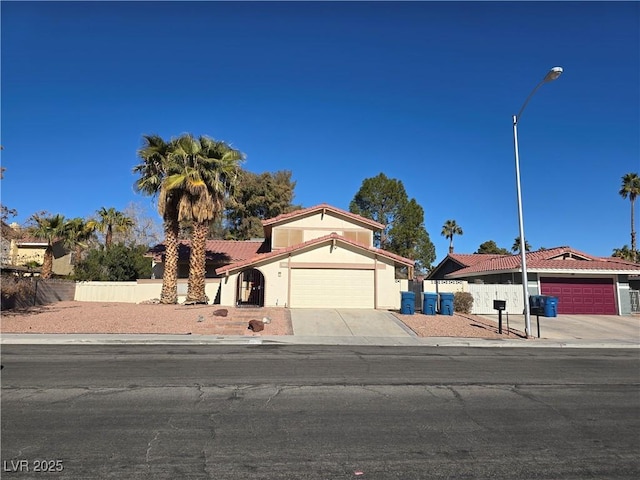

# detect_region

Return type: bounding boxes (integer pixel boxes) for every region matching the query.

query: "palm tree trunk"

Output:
[632,198,637,262]
[448,237,454,254]
[160,220,179,304]
[106,225,113,250]
[186,222,208,303]
[41,245,54,279]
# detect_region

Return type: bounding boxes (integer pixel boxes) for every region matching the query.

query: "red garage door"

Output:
[540,277,617,315]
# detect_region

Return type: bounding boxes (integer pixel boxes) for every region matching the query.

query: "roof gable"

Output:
[534,246,595,261]
[262,204,385,232]
[428,253,507,279]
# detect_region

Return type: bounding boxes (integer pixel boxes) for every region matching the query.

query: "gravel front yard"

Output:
[1,302,293,336]
[1,301,525,338]
[392,311,526,339]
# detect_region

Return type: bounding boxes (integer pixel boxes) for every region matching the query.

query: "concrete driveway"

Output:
[481,313,640,342]
[290,309,416,338]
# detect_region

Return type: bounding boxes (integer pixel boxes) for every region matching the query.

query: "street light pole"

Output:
[513,66,563,338]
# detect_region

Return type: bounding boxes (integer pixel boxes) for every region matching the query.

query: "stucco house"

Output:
[148,204,415,309]
[1,223,74,276]
[428,247,640,315]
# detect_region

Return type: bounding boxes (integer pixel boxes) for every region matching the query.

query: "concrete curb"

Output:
[1,333,638,349]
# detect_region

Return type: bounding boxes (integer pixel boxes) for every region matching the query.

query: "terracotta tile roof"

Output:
[528,259,640,271]
[147,239,267,263]
[446,246,640,277]
[216,232,414,275]
[261,203,385,230]
[448,253,507,267]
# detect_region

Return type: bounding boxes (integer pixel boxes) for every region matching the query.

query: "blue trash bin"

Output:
[400,291,415,315]
[439,293,454,316]
[543,296,558,317]
[423,292,438,315]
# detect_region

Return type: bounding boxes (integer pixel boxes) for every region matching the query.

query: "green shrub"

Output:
[454,291,474,314]
[73,243,152,281]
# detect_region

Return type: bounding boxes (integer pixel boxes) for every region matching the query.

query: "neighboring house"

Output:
[149,204,415,309]
[428,247,640,315]
[7,236,74,276]
[0,223,73,276]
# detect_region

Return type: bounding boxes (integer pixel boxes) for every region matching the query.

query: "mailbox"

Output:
[493,299,507,334]
[529,295,545,316]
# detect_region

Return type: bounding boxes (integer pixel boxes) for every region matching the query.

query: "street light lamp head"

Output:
[515,67,564,122]
[543,66,563,83]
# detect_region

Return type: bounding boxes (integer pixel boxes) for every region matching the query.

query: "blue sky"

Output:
[1,1,638,263]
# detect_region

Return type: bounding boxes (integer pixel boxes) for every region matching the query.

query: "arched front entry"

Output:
[236,268,265,307]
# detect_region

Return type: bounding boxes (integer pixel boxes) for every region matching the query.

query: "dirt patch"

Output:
[1,301,293,336]
[392,311,526,339]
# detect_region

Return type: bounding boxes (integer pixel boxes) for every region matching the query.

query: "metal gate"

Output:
[408,280,424,312]
[236,268,265,307]
[630,290,640,313]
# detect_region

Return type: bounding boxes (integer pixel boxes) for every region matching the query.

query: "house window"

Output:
[273,229,304,248]
[343,230,371,246]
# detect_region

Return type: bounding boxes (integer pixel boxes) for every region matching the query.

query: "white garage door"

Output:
[291,269,374,308]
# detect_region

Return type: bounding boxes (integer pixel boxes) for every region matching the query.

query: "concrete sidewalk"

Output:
[2,333,638,348]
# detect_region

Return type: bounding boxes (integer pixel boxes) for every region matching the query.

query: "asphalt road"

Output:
[1,345,639,479]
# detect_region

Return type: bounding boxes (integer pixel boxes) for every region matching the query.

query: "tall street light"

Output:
[513,66,563,338]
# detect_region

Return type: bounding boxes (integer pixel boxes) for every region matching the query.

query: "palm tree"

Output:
[619,172,640,262]
[612,245,635,262]
[29,214,66,278]
[64,217,96,265]
[511,236,532,253]
[441,219,463,254]
[165,134,244,303]
[134,134,180,304]
[88,207,134,249]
